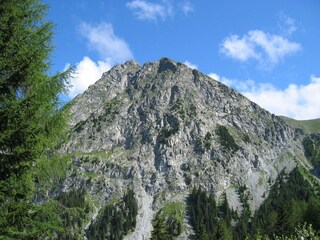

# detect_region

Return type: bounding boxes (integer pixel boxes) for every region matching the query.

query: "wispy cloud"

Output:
[181,1,193,14]
[220,29,301,67]
[184,60,198,69]
[67,22,133,98]
[208,73,255,92]
[79,22,133,63]
[278,13,297,36]
[126,0,172,22]
[209,73,320,120]
[127,0,194,21]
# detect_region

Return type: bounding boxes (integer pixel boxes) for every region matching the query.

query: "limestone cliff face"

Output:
[61,58,305,239]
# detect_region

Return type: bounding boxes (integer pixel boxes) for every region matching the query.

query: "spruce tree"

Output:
[0,0,71,238]
[151,216,171,240]
[196,222,209,240]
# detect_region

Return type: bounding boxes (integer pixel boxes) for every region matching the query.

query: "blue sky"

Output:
[44,0,320,120]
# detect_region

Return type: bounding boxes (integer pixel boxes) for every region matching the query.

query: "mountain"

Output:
[281,116,320,134]
[57,58,319,239]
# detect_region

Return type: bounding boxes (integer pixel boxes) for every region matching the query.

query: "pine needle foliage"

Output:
[0,0,72,238]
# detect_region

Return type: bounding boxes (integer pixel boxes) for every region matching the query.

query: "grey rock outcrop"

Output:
[61,58,305,239]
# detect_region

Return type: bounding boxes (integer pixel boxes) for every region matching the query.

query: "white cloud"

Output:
[249,30,300,64]
[220,35,259,61]
[126,0,171,22]
[181,1,193,14]
[184,60,198,69]
[208,73,220,81]
[208,73,255,92]
[220,30,301,66]
[79,22,133,63]
[209,73,320,120]
[66,22,134,98]
[67,57,111,98]
[243,76,320,120]
[278,13,297,36]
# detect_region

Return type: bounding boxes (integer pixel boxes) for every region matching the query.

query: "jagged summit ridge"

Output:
[70,57,248,125]
[62,58,303,239]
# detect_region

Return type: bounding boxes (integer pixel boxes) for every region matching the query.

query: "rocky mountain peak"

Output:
[61,58,307,239]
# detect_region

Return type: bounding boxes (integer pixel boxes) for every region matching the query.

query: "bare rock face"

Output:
[61,58,305,239]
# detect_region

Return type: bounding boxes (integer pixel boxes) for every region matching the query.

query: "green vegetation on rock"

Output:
[158,118,180,145]
[186,168,320,240]
[249,168,320,239]
[56,189,89,240]
[204,132,213,150]
[188,187,233,240]
[303,133,320,165]
[282,116,320,133]
[87,190,138,240]
[151,202,184,239]
[216,125,239,153]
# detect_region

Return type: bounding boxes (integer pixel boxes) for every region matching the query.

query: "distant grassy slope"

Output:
[281,116,320,133]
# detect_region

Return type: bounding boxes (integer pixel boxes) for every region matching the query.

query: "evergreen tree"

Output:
[216,221,232,240]
[305,196,320,230]
[87,191,138,240]
[0,0,71,238]
[251,168,320,238]
[188,186,219,239]
[0,0,70,181]
[151,216,171,240]
[196,222,209,240]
